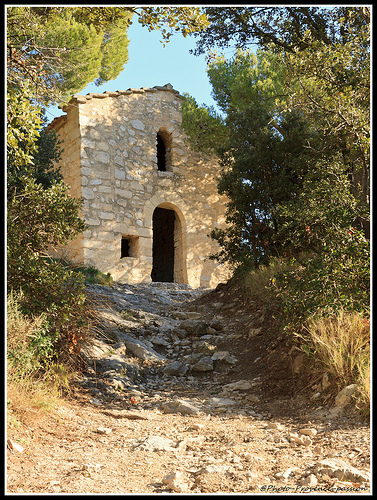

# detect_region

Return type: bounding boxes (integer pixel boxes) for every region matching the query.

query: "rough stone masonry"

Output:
[49,83,231,288]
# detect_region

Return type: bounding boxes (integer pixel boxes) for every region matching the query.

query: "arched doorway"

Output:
[151,204,186,283]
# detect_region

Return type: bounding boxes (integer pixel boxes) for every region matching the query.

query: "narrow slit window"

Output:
[156,128,172,171]
[157,133,167,171]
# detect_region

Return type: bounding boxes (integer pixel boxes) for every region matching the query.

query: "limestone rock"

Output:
[7,438,24,453]
[189,424,204,431]
[171,311,188,320]
[103,364,139,384]
[299,428,317,437]
[208,397,237,408]
[149,336,169,347]
[298,474,318,487]
[289,432,312,446]
[275,467,298,481]
[179,319,209,336]
[211,351,237,364]
[245,394,260,403]
[196,341,217,355]
[223,380,254,391]
[124,338,167,362]
[209,319,223,331]
[313,445,323,454]
[322,372,330,390]
[161,399,202,415]
[248,327,262,338]
[292,353,305,374]
[315,458,370,483]
[89,398,103,406]
[132,435,178,452]
[185,312,202,320]
[162,471,189,492]
[162,361,189,376]
[110,342,127,355]
[81,337,114,359]
[191,356,214,372]
[102,410,149,420]
[265,422,284,431]
[185,353,205,365]
[196,464,230,474]
[334,384,358,407]
[94,354,134,373]
[95,426,112,434]
[175,328,190,339]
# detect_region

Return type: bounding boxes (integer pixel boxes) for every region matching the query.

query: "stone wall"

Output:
[49,84,231,288]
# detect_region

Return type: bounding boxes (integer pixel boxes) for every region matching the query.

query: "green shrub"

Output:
[7,178,89,360]
[273,235,370,323]
[73,264,113,286]
[7,291,52,376]
[270,157,370,322]
[7,293,68,425]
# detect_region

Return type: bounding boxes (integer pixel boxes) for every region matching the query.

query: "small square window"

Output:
[121,235,139,258]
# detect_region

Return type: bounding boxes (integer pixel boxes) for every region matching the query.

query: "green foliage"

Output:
[8,178,86,259]
[7,81,43,171]
[190,6,369,55]
[69,263,114,286]
[206,53,317,268]
[7,6,132,106]
[136,6,209,45]
[207,49,288,114]
[268,157,370,319]
[7,6,208,106]
[7,178,88,356]
[181,93,227,154]
[95,22,130,86]
[184,8,370,323]
[32,8,132,104]
[31,126,64,189]
[7,120,63,199]
[282,12,370,211]
[7,291,53,376]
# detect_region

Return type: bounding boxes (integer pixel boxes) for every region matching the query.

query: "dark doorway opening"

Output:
[151,207,175,282]
[157,133,167,171]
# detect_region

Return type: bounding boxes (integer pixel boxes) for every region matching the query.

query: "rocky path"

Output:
[7,282,371,494]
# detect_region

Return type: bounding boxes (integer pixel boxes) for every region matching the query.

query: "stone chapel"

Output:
[48,83,231,288]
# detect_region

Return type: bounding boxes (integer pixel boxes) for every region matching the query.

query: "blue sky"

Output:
[46,18,231,122]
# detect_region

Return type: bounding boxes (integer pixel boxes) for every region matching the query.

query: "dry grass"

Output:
[241,257,297,303]
[240,261,370,415]
[7,292,69,429]
[304,310,370,410]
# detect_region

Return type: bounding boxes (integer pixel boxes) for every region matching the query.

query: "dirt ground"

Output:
[6,281,371,494]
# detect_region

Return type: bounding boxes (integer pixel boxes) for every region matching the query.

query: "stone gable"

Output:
[49,83,231,288]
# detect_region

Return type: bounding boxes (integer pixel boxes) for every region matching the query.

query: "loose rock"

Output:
[7,439,24,453]
[191,356,214,372]
[315,458,370,483]
[161,399,202,415]
[162,361,189,376]
[298,474,318,487]
[334,384,358,407]
[299,428,317,437]
[162,471,189,492]
[132,436,179,452]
